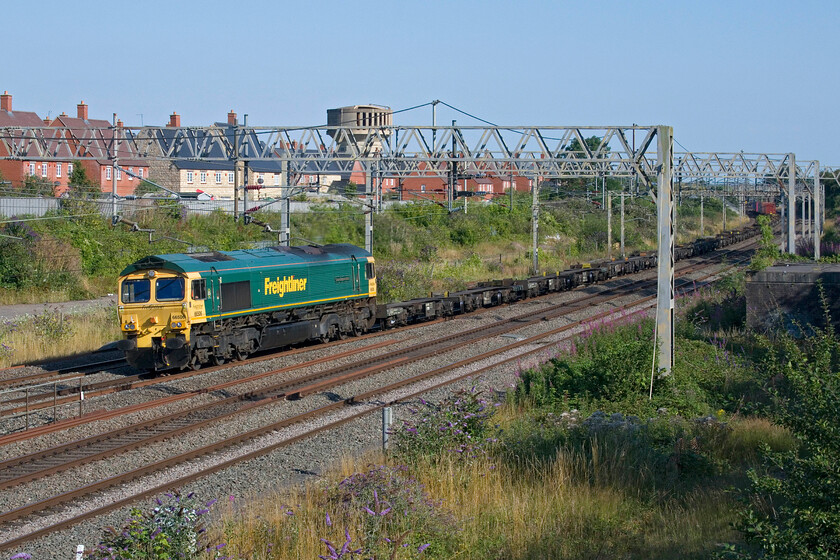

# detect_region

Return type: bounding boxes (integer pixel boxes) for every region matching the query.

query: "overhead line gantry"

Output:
[0,123,828,375]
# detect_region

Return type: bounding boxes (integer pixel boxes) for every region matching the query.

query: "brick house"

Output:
[48,102,148,196]
[0,92,148,196]
[0,91,61,192]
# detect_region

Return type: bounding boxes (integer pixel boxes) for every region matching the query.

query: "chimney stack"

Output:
[169,112,181,127]
[77,101,88,120]
[117,119,123,128]
[0,91,11,112]
[227,110,237,126]
[43,117,51,125]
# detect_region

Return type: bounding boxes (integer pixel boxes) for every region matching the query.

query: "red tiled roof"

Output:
[0,110,44,127]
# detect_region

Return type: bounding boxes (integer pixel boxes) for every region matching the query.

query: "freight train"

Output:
[748,201,777,216]
[116,225,760,371]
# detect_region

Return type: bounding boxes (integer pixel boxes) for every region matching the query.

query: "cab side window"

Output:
[191,279,207,300]
[365,262,375,279]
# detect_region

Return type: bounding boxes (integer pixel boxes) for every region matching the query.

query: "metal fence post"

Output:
[382,406,392,451]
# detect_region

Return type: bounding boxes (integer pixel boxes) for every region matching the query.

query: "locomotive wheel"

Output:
[188,353,202,371]
[234,347,248,361]
[211,353,226,366]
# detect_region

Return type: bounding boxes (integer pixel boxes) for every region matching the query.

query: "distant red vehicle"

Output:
[750,201,776,215]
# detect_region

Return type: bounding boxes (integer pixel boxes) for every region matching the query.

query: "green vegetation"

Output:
[0,189,749,305]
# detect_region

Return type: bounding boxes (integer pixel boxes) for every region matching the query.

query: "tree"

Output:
[560,136,616,194]
[748,215,780,271]
[67,161,101,199]
[20,174,56,197]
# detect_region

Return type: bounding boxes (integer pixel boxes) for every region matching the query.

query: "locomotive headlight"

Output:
[148,270,156,278]
[171,321,184,329]
[124,322,136,331]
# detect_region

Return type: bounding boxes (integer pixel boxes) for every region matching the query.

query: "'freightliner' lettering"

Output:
[265,276,308,298]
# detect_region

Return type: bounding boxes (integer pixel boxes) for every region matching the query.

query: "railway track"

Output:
[0,357,128,392]
[0,243,754,551]
[0,243,750,428]
[4,242,749,411]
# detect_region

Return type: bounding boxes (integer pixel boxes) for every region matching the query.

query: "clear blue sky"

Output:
[4,0,838,163]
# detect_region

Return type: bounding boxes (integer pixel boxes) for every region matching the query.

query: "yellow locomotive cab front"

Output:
[116,270,195,370]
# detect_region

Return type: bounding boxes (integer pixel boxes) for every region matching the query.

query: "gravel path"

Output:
[0,295,116,321]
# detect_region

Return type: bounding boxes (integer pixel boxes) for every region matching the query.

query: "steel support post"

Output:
[365,170,373,254]
[700,194,704,236]
[807,194,812,238]
[111,115,118,224]
[801,196,806,238]
[620,192,625,258]
[243,161,249,215]
[815,162,821,260]
[780,201,786,252]
[531,175,539,275]
[656,126,675,377]
[607,191,612,259]
[280,197,290,246]
[722,194,726,232]
[788,154,796,254]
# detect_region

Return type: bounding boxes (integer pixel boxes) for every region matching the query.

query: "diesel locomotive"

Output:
[116,224,761,371]
[116,244,376,370]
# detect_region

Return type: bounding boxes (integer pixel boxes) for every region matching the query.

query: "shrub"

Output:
[391,387,501,462]
[322,464,454,557]
[514,316,654,411]
[88,492,217,560]
[724,324,840,558]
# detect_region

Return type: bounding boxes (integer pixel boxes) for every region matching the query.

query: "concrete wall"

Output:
[746,264,840,334]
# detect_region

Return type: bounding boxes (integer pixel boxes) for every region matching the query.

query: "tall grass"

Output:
[206,399,793,560]
[0,307,118,367]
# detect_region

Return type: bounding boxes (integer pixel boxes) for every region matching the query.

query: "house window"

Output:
[68,163,73,175]
[215,172,221,184]
[200,171,207,184]
[106,166,111,180]
[28,162,35,175]
[128,167,134,180]
[228,172,234,183]
[41,163,48,177]
[186,171,194,183]
[274,174,280,186]
[116,168,122,180]
[421,184,426,193]
[56,163,62,178]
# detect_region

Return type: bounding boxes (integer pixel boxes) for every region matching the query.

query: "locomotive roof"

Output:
[119,243,371,275]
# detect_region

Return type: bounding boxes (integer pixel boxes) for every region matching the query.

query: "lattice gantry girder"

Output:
[675,153,818,180]
[0,125,665,180]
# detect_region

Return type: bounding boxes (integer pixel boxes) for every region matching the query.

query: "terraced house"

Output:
[0,91,148,196]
